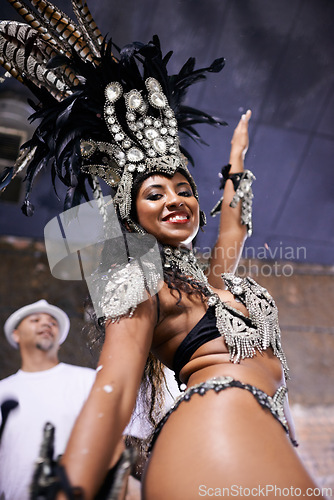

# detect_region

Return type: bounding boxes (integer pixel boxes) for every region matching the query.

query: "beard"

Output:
[36,338,55,352]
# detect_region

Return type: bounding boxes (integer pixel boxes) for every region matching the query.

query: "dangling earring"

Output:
[200,210,207,228]
[126,220,146,234]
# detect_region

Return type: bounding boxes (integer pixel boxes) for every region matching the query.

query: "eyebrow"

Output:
[141,181,191,196]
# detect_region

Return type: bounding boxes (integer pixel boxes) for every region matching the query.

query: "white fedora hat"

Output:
[4,299,70,349]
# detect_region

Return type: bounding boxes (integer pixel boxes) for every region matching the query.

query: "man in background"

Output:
[0,299,178,499]
[0,299,97,500]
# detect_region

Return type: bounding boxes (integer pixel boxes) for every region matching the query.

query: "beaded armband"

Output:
[86,258,163,323]
[210,164,255,236]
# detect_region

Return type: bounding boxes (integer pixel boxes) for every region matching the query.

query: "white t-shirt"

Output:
[0,363,95,500]
[127,366,180,438]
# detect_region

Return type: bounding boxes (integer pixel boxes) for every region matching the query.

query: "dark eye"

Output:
[178,190,192,197]
[146,193,162,201]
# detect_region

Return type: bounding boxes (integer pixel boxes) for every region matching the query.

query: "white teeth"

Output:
[168,214,188,221]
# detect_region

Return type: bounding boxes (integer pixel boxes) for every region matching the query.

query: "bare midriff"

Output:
[155,284,286,397]
[177,341,297,441]
[180,340,285,396]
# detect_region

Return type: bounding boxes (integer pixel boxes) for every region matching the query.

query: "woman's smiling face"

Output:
[135,172,200,247]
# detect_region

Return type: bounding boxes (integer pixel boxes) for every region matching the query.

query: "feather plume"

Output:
[70,0,104,58]
[30,0,98,63]
[0,167,14,192]
[0,1,226,215]
[6,0,73,56]
[0,21,71,98]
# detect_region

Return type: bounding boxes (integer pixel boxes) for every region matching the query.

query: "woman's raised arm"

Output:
[59,297,156,499]
[206,110,252,288]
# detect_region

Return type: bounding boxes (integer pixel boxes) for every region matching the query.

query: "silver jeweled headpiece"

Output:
[80,76,200,229]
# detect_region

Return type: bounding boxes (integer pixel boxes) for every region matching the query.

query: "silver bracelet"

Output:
[210,167,255,236]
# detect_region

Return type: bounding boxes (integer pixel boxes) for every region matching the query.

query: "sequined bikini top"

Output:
[163,246,289,378]
[206,274,289,378]
[92,244,289,379]
[172,277,290,385]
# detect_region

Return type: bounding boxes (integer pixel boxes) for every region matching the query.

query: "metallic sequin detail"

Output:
[163,247,289,378]
[150,376,297,451]
[79,77,201,230]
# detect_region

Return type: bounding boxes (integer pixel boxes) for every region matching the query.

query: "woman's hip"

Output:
[143,385,319,499]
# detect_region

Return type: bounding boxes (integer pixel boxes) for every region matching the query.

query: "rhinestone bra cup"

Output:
[163,246,289,379]
[95,244,289,379]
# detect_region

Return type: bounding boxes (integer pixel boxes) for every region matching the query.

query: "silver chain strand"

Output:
[91,175,108,224]
[229,170,255,236]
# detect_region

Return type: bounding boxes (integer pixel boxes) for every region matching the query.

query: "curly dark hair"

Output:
[84,170,209,455]
[83,239,209,415]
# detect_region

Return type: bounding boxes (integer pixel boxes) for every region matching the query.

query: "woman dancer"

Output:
[58,112,320,500]
[0,1,321,498]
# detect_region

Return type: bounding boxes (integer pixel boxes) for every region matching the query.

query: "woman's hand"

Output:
[229,109,252,168]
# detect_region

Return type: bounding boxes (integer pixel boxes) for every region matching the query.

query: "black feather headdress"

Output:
[0,0,226,222]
